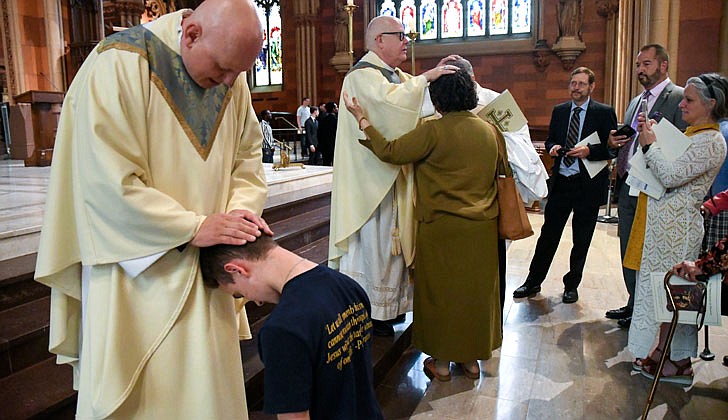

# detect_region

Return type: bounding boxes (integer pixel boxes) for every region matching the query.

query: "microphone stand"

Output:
[597,159,619,224]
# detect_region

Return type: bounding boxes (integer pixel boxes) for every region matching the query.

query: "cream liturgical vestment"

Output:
[34,10,267,419]
[329,51,427,320]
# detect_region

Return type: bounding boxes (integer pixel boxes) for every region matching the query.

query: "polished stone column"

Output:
[293,0,320,103]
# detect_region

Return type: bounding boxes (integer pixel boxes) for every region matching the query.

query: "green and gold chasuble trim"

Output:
[98,27,231,160]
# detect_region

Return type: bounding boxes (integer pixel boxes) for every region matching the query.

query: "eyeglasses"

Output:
[379,31,406,41]
[569,81,590,88]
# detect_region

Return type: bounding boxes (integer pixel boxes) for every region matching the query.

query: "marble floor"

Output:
[377,212,728,420]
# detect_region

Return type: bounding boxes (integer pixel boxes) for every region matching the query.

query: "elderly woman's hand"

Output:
[636,113,657,146]
[342,91,370,130]
[673,261,705,282]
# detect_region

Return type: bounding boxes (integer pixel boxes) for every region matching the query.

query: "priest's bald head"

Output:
[365,16,409,68]
[180,0,264,88]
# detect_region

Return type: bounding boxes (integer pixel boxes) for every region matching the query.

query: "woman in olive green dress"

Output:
[343,69,503,381]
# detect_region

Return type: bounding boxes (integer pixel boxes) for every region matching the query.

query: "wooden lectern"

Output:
[12,90,64,166]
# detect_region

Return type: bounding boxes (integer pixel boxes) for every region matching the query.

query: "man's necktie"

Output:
[563,107,582,167]
[616,90,651,177]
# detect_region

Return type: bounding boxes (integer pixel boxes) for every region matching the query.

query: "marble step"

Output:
[0,296,51,379]
[0,357,75,420]
[270,205,330,253]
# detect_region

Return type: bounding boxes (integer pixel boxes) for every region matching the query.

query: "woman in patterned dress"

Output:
[626,73,728,384]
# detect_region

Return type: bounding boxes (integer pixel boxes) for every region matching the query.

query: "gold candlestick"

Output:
[407,31,419,73]
[343,4,358,68]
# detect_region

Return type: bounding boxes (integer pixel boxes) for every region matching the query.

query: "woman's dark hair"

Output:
[429,69,478,113]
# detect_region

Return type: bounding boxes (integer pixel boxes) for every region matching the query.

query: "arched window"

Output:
[254,0,283,89]
[376,0,532,41]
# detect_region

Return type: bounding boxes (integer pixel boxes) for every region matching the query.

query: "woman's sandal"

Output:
[458,362,481,380]
[423,357,451,382]
[633,356,658,372]
[632,346,663,371]
[640,357,693,386]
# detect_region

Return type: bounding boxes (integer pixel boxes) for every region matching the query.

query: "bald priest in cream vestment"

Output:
[34,6,267,419]
[329,15,457,329]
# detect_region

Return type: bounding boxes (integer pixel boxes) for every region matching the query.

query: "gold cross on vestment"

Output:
[486,109,514,132]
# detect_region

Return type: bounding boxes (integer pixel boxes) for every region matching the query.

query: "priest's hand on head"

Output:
[422,64,458,82]
[436,54,462,67]
[191,211,271,247]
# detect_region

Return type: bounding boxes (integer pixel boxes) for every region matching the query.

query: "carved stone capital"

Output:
[551,36,586,70]
[595,0,619,18]
[532,39,552,72]
[329,51,351,74]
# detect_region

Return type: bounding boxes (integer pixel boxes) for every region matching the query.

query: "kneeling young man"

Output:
[199,235,384,420]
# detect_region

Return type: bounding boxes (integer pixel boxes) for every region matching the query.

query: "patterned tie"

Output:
[562,107,582,167]
[616,90,651,178]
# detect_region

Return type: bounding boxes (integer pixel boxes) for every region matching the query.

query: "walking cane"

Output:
[641,271,680,420]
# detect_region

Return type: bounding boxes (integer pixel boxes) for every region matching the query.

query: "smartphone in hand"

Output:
[614,124,636,138]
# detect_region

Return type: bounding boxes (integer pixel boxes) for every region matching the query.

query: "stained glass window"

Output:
[377,0,531,41]
[512,0,531,34]
[467,0,486,37]
[380,0,397,16]
[400,0,417,34]
[254,1,282,88]
[489,0,507,35]
[442,1,463,38]
[419,0,438,40]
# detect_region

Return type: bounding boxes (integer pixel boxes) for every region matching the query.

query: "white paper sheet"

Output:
[651,272,723,326]
[573,131,608,178]
[625,148,666,199]
[651,118,691,161]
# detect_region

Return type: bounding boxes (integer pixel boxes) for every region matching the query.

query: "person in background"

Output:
[260,109,275,163]
[200,235,384,419]
[318,101,338,166]
[33,0,271,417]
[627,73,728,385]
[297,97,311,158]
[343,67,502,382]
[304,106,321,165]
[605,44,687,329]
[513,67,617,304]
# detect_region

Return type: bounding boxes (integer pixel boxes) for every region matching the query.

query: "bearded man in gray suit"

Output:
[605,44,688,328]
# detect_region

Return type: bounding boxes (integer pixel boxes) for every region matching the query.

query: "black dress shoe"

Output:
[605,306,633,320]
[562,289,579,304]
[617,317,632,329]
[372,320,394,337]
[723,355,728,367]
[513,283,541,298]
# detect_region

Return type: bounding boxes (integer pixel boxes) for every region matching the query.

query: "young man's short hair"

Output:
[199,234,277,288]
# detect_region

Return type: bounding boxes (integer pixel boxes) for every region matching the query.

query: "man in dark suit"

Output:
[318,102,338,166]
[514,67,617,304]
[604,44,687,327]
[304,106,321,165]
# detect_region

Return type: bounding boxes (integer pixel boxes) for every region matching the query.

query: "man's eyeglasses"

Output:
[379,31,406,41]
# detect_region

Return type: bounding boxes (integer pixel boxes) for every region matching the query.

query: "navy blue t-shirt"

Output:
[258,265,383,420]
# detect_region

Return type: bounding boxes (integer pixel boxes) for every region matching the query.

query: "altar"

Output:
[0,160,332,266]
